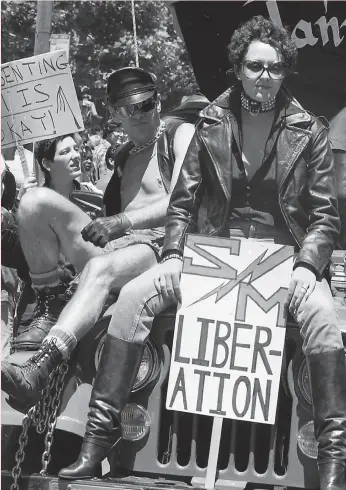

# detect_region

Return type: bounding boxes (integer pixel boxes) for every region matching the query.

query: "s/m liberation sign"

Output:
[1,50,84,149]
[166,235,294,425]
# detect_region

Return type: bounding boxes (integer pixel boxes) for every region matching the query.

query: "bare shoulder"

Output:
[174,122,196,141]
[173,122,196,158]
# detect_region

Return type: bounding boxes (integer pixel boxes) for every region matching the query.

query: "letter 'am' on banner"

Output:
[166,235,294,425]
[1,50,84,149]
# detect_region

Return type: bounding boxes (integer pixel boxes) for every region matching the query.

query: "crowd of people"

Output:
[1,15,346,490]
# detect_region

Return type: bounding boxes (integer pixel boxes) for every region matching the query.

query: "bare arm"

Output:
[125,122,196,229]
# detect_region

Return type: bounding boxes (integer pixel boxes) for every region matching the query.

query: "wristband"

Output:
[161,253,183,264]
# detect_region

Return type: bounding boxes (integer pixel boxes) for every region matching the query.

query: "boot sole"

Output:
[59,473,100,480]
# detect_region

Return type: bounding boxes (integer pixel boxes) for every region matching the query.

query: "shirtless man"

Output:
[2,67,195,409]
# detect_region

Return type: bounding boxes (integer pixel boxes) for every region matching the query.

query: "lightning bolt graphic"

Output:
[189,246,294,307]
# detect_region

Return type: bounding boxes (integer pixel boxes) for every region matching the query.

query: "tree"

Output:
[1,1,198,111]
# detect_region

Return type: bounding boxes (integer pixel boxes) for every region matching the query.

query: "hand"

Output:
[285,266,316,316]
[154,258,183,304]
[18,175,38,200]
[81,213,132,248]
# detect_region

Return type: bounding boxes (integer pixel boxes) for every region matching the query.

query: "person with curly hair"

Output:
[55,16,345,487]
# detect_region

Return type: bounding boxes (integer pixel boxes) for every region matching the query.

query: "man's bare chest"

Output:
[120,147,166,210]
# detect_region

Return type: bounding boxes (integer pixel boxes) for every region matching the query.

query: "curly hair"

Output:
[228,15,297,73]
[36,133,75,186]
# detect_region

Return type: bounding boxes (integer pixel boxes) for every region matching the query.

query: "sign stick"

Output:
[205,416,223,490]
[8,97,30,179]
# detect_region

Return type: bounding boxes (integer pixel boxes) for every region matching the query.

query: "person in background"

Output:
[2,146,38,193]
[103,120,124,148]
[88,125,111,182]
[105,145,116,172]
[80,144,100,190]
[54,17,345,488]
[77,85,102,133]
[1,160,21,359]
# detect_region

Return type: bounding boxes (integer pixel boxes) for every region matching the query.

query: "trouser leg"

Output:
[107,263,175,344]
[294,279,346,489]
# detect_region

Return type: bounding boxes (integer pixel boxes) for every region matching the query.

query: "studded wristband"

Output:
[161,253,183,264]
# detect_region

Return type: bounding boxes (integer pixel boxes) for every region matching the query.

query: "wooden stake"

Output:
[205,417,223,490]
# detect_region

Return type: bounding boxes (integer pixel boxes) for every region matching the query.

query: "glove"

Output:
[81,213,132,248]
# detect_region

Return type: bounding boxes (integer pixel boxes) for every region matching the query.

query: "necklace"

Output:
[129,121,167,155]
[241,91,276,116]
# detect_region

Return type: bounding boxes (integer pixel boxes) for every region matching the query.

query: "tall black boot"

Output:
[1,339,63,412]
[307,348,346,490]
[59,335,144,480]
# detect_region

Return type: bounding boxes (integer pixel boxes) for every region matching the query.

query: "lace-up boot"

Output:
[14,285,63,351]
[1,339,63,412]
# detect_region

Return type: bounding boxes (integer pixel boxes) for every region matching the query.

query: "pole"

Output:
[33,0,53,182]
[34,0,53,55]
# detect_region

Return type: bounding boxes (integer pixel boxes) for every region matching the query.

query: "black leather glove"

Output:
[81,213,132,248]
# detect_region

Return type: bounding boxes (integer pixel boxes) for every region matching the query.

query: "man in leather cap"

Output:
[55,17,345,488]
[2,67,195,401]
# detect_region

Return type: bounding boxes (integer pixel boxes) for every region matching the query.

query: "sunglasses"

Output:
[109,97,157,120]
[242,61,287,80]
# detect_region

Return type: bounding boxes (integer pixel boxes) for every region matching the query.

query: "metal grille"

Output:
[157,380,291,479]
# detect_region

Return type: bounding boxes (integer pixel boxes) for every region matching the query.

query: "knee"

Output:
[83,255,114,285]
[18,187,55,224]
[303,287,335,320]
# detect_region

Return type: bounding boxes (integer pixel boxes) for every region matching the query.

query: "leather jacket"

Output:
[162,85,341,277]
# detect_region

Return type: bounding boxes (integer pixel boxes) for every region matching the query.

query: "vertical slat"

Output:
[248,422,257,471]
[190,414,198,466]
[170,411,179,464]
[228,419,237,468]
[267,423,278,474]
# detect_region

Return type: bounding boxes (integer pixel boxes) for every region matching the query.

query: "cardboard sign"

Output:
[166,235,294,425]
[1,50,84,149]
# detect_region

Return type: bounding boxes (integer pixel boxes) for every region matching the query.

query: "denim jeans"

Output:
[107,262,343,355]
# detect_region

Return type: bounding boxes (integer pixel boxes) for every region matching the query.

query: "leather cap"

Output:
[107,67,157,107]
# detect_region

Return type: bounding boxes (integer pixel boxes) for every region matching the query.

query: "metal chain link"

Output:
[10,407,35,490]
[40,361,69,475]
[131,0,139,67]
[10,360,69,488]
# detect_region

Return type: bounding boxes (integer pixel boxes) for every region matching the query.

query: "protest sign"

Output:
[166,235,294,425]
[1,50,84,149]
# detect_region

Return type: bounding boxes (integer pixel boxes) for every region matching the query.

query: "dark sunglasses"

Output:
[242,60,287,80]
[108,97,157,120]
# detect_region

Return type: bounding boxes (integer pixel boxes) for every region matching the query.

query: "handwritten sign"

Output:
[1,50,84,149]
[166,235,294,425]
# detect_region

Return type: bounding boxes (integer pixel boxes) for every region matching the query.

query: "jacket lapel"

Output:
[200,118,233,200]
[275,95,312,191]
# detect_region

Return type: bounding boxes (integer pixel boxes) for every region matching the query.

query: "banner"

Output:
[166,235,294,425]
[1,50,84,149]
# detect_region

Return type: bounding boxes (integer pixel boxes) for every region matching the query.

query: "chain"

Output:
[129,121,166,155]
[131,0,139,67]
[40,361,69,475]
[10,360,69,488]
[10,408,34,490]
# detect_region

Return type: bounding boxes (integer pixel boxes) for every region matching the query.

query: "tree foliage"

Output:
[1,1,198,111]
